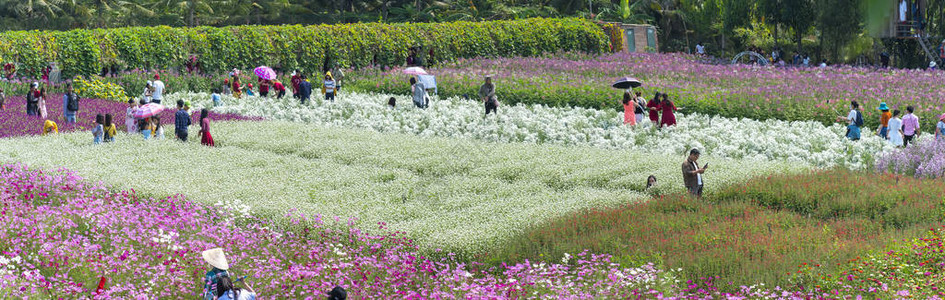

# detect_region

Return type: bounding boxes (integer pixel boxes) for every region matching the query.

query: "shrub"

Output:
[0,18,609,78]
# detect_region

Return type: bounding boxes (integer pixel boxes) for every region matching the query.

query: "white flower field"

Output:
[176,92,902,169]
[0,119,802,254]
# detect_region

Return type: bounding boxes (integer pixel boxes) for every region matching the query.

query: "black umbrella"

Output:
[612,77,642,89]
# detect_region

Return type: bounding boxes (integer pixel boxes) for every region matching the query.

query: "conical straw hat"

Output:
[201,248,229,270]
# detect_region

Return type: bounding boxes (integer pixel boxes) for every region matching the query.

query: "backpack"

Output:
[67,93,79,111]
[854,110,864,127]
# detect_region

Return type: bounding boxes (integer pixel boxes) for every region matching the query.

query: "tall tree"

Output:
[819,0,863,61]
[759,0,782,45]
[782,0,815,53]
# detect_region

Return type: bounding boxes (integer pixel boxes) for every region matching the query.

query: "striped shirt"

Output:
[324,80,335,93]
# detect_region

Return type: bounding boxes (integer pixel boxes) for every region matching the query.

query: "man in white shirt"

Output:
[151,74,165,104]
[695,43,705,56]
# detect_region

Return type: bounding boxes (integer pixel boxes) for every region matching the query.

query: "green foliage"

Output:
[0,18,609,78]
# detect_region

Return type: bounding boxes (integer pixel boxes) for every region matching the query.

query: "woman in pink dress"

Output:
[622,92,637,125]
[659,93,677,128]
[199,109,215,147]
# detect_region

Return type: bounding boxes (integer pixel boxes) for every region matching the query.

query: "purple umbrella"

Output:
[254,66,277,81]
[612,77,642,89]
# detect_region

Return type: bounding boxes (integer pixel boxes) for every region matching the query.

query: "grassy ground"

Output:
[483,169,945,290]
[0,120,800,256]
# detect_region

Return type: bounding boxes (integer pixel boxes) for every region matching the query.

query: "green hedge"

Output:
[0,18,608,78]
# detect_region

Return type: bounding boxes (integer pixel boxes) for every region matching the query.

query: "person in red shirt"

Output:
[231,76,242,99]
[291,70,302,99]
[646,92,662,124]
[273,80,286,99]
[258,79,271,97]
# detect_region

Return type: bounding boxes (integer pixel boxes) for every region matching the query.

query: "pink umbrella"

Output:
[254,66,276,80]
[403,67,428,76]
[134,103,164,119]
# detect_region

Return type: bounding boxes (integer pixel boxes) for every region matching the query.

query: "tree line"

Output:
[3,0,943,67]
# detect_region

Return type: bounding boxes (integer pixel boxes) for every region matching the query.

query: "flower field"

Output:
[1,49,939,298]
[347,53,945,132]
[488,169,945,295]
[0,121,801,255]
[0,95,258,138]
[0,163,677,298]
[177,92,900,169]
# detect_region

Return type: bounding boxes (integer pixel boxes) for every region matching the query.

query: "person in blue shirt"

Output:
[212,89,222,107]
[174,100,191,142]
[299,74,313,104]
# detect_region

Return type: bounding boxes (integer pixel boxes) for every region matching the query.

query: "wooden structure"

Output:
[873,0,940,65]
[612,23,658,53]
[874,0,928,38]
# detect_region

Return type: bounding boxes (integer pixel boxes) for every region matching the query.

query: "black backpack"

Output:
[854,110,864,127]
[67,93,79,111]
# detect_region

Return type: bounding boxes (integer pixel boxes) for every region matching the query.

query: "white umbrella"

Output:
[403,67,428,76]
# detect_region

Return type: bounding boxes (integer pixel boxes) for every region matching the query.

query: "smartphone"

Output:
[703,163,709,168]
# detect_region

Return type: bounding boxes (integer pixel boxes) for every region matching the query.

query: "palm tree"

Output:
[595,0,650,24]
[79,0,154,28]
[648,0,690,51]
[153,0,217,27]
[389,3,442,22]
[1,0,66,20]
[359,0,396,22]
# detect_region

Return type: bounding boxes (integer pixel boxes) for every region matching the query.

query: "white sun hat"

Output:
[201,248,229,270]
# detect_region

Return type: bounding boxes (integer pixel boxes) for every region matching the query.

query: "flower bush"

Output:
[174,91,899,169]
[875,139,945,179]
[0,121,801,254]
[0,163,684,299]
[347,52,945,132]
[0,95,259,138]
[72,76,127,102]
[793,224,945,299]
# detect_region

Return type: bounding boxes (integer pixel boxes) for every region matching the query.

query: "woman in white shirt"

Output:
[888,109,904,147]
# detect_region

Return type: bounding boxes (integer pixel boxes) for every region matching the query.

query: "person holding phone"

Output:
[682,148,708,198]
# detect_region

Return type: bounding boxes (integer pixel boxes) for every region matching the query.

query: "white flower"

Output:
[173,91,894,169]
[561,253,572,264]
[0,93,813,254]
